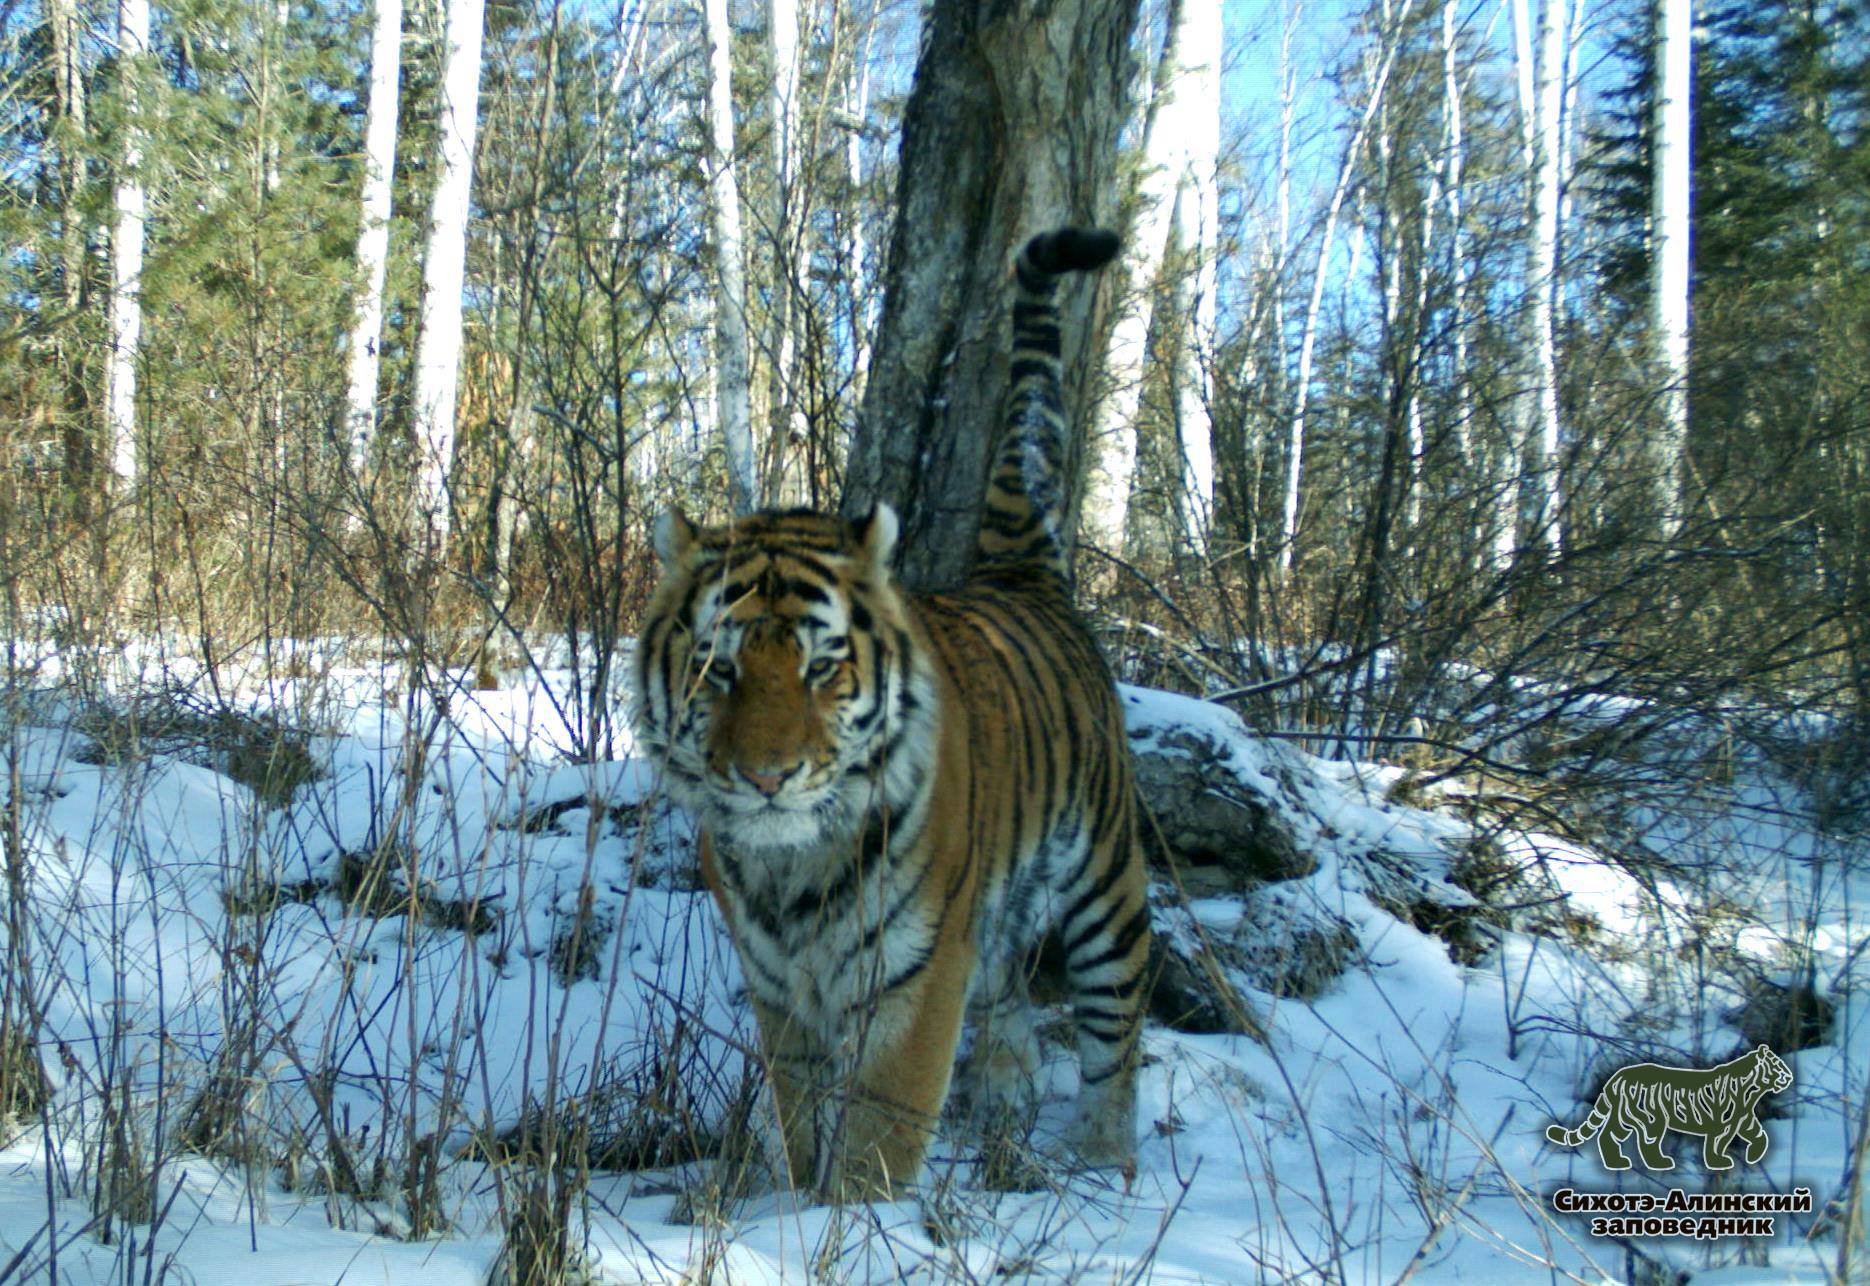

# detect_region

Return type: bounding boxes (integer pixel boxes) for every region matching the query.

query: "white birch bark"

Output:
[704,0,758,514]
[1406,144,1436,539]
[1171,0,1221,549]
[1532,0,1566,555]
[105,0,149,489]
[1516,0,1567,558]
[764,0,807,503]
[410,0,487,549]
[844,40,874,403]
[1279,1,1410,574]
[1441,0,1470,469]
[1082,0,1209,555]
[343,0,404,481]
[1651,0,1691,535]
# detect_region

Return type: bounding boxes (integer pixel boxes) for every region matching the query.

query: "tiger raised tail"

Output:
[630,227,1149,1202]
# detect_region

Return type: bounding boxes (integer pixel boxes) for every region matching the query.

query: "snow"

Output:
[0,657,1863,1281]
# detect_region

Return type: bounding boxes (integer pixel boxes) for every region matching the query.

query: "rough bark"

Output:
[105,0,149,490]
[839,0,1143,591]
[410,0,488,551]
[343,0,405,483]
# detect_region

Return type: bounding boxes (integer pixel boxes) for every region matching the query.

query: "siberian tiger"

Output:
[1544,1044,1793,1171]
[630,228,1150,1201]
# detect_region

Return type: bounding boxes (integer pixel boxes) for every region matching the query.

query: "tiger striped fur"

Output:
[630,227,1149,1201]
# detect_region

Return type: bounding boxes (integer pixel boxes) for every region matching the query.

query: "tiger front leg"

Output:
[962,951,1042,1130]
[960,950,1049,1190]
[1703,1111,1744,1170]
[819,946,972,1202]
[750,999,827,1192]
[1735,1112,1770,1164]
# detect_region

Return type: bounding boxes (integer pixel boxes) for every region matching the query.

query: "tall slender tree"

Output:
[1166,0,1221,549]
[343,0,406,484]
[48,0,90,497]
[1650,0,1691,534]
[1082,0,1200,557]
[105,0,150,490]
[1279,0,1409,574]
[703,0,758,514]
[1509,0,1567,559]
[410,0,488,550]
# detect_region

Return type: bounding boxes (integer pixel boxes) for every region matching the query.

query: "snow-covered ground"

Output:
[0,650,1863,1282]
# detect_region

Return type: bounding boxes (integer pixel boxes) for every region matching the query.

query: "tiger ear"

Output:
[857,503,898,570]
[653,509,697,566]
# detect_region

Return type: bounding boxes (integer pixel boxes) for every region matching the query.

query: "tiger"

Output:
[630,227,1150,1202]
[1544,1044,1793,1171]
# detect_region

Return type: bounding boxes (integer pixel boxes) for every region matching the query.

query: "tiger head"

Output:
[630,504,935,854]
[1745,1043,1795,1096]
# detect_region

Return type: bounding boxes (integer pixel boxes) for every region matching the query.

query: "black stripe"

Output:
[1060,852,1133,949]
[1070,905,1150,973]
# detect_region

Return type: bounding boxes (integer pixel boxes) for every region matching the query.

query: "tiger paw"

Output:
[1067,1105,1137,1173]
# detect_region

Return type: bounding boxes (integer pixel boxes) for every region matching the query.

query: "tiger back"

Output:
[630,228,1149,1201]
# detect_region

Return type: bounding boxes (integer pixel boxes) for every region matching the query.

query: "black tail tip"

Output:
[1023,227,1121,276]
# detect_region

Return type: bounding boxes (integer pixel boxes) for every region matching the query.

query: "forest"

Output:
[0,0,1866,1279]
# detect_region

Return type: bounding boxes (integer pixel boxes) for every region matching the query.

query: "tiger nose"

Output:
[739,763,801,796]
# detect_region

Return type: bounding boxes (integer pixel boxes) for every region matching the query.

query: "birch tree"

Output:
[1082,0,1201,556]
[49,0,89,493]
[1651,0,1691,535]
[703,0,758,514]
[840,0,1142,590]
[841,25,875,404]
[762,0,807,503]
[1440,0,1470,472]
[1167,0,1221,549]
[1278,0,1409,574]
[1509,0,1567,559]
[105,0,150,490]
[410,0,488,549]
[343,0,405,482]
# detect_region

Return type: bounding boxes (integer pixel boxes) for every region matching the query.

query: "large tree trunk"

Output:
[410,0,488,553]
[702,0,758,515]
[839,0,1144,592]
[1650,0,1691,537]
[343,0,405,484]
[105,0,149,491]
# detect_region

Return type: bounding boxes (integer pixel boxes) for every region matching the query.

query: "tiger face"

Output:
[631,504,934,856]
